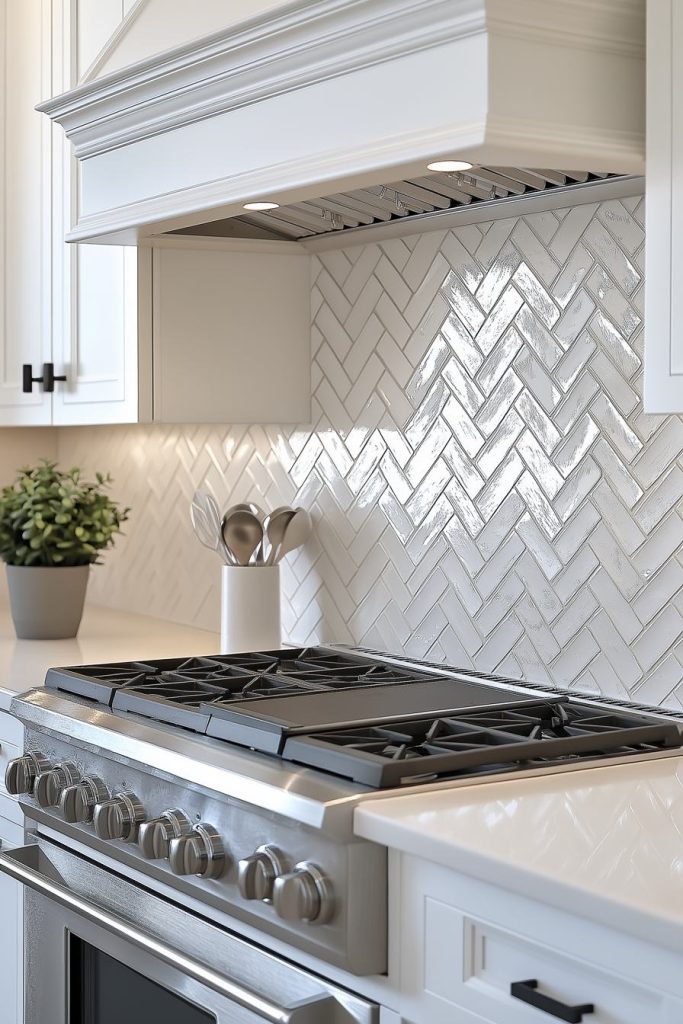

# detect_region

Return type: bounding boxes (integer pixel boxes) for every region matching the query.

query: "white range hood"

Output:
[40,0,645,244]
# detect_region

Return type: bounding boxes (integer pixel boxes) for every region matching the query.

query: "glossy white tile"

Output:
[57,194,683,708]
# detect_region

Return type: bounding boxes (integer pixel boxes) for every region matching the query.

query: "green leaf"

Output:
[0,460,128,567]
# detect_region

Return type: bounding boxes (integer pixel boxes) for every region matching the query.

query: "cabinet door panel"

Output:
[645,0,683,411]
[52,238,141,424]
[51,0,145,425]
[0,0,52,425]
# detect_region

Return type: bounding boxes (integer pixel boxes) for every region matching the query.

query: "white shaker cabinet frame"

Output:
[645,0,683,412]
[0,0,53,426]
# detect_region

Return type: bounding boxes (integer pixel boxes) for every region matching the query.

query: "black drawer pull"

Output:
[510,979,594,1022]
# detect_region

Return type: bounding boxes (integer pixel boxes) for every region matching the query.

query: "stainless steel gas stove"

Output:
[3,646,683,1023]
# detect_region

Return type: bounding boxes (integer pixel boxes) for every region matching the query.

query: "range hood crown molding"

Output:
[40,0,483,160]
[40,0,645,245]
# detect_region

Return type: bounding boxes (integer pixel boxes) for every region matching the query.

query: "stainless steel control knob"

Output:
[93,792,145,842]
[138,809,192,860]
[238,845,287,901]
[5,751,51,796]
[272,863,334,925]
[34,762,80,808]
[168,824,225,879]
[60,776,109,823]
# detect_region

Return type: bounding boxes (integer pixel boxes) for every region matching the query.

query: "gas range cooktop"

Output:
[44,647,683,788]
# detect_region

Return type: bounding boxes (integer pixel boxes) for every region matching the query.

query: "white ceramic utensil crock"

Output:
[220,565,281,653]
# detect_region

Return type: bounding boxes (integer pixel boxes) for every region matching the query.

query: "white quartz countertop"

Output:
[355,753,683,952]
[0,603,219,711]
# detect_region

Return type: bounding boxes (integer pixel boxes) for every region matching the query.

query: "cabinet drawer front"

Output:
[422,897,662,1024]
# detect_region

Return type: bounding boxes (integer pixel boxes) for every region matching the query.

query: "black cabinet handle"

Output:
[22,364,42,393]
[42,363,67,393]
[510,979,594,1022]
[22,363,67,394]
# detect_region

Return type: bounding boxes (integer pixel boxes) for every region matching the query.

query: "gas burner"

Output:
[45,648,435,733]
[111,673,317,731]
[282,704,683,787]
[42,647,683,787]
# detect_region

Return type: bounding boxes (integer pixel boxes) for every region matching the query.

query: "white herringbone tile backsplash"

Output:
[58,193,683,708]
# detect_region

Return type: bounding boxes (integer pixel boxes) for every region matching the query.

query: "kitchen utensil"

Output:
[191,491,234,563]
[258,506,294,563]
[221,503,267,563]
[221,508,264,567]
[249,503,284,563]
[273,507,312,564]
[228,501,265,523]
[263,508,296,566]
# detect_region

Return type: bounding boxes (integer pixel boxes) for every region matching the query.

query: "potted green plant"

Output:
[0,461,129,639]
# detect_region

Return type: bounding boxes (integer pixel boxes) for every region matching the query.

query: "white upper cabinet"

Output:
[0,0,144,427]
[644,0,683,413]
[51,0,145,425]
[0,0,311,428]
[0,0,53,425]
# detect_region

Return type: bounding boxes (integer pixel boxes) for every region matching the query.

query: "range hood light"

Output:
[427,160,473,173]
[243,201,280,211]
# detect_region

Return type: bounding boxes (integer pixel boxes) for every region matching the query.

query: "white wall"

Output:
[0,430,57,484]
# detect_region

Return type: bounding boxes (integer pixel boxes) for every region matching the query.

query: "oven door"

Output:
[0,837,378,1024]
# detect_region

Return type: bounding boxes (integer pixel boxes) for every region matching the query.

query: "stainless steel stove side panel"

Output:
[20,728,388,976]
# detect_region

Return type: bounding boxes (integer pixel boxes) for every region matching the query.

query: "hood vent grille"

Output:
[175,168,622,243]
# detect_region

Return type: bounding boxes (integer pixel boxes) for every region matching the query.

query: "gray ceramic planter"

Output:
[6,564,90,640]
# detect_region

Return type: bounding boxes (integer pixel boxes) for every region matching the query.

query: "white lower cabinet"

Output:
[0,814,24,1024]
[394,855,683,1024]
[0,711,23,1024]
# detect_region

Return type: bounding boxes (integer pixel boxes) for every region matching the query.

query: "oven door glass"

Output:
[70,936,214,1024]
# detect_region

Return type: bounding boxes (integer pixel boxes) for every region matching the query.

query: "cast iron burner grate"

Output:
[282,704,683,787]
[44,648,433,733]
